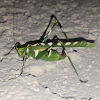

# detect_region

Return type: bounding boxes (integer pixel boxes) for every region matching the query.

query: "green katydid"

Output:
[5,14,96,82]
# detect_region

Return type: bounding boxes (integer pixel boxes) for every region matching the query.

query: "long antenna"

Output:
[3,1,17,56]
[12,1,17,45]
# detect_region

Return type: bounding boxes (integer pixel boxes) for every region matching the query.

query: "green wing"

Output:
[63,41,97,47]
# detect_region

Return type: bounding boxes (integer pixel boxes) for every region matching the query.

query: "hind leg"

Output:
[40,14,69,42]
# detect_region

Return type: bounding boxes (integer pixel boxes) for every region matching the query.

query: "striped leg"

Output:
[40,14,68,42]
[20,55,25,75]
[60,45,88,82]
[57,39,87,82]
[20,54,28,75]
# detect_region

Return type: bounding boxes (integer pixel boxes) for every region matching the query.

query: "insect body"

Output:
[15,40,96,61]
[5,15,96,82]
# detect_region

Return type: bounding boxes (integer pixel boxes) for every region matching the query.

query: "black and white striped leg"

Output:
[40,14,69,42]
[20,55,26,75]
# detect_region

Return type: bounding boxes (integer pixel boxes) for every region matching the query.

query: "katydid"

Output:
[4,14,96,82]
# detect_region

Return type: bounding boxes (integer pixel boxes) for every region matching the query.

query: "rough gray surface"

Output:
[0,0,100,100]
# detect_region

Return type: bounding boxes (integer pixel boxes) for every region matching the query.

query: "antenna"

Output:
[12,1,17,45]
[3,1,17,56]
[13,1,15,44]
